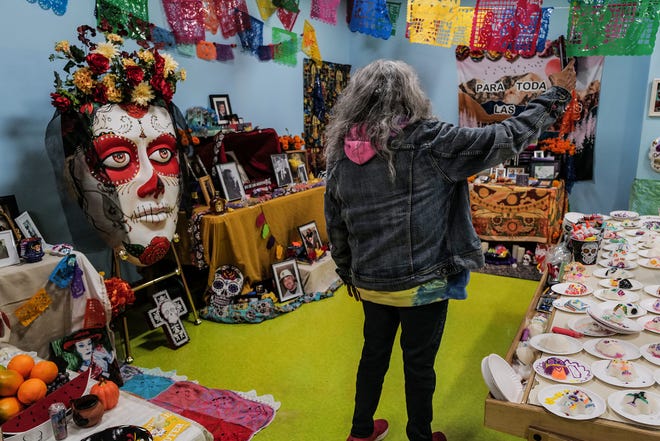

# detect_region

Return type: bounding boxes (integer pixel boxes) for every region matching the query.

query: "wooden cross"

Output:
[146,290,190,348]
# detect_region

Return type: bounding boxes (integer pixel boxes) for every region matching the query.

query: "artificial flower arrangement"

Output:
[49,24,186,115]
[278,133,305,151]
[103,276,136,319]
[538,90,580,156]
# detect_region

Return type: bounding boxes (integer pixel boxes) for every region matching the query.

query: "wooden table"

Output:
[470,180,567,244]
[484,242,660,440]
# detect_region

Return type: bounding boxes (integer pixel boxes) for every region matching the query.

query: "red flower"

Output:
[79,102,95,115]
[139,236,171,266]
[150,76,173,102]
[104,277,136,319]
[50,93,71,112]
[125,65,144,86]
[92,84,108,104]
[86,53,110,75]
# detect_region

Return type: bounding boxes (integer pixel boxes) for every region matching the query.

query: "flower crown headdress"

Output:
[49,24,186,116]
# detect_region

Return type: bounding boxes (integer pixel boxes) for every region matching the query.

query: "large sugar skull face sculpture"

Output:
[70,103,180,266]
[580,242,599,265]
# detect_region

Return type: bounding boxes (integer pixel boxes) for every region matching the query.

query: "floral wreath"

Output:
[49,24,186,116]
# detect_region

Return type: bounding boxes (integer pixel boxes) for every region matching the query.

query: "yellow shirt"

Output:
[357,279,449,307]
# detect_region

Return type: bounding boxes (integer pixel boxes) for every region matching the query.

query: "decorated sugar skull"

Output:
[580,241,599,264]
[48,25,188,266]
[650,137,660,173]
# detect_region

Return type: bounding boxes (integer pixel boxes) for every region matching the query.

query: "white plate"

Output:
[591,267,633,279]
[538,385,606,420]
[481,356,504,400]
[588,303,644,334]
[583,338,641,360]
[533,356,593,384]
[641,219,660,232]
[608,390,660,427]
[655,369,660,385]
[591,359,655,388]
[625,229,651,238]
[593,288,640,303]
[487,354,523,403]
[639,343,660,366]
[603,243,638,253]
[644,285,660,298]
[598,278,643,291]
[641,298,660,315]
[597,301,647,319]
[598,259,638,269]
[638,249,660,258]
[551,282,592,297]
[553,297,598,314]
[638,316,660,334]
[600,251,638,261]
[610,210,639,221]
[528,333,583,355]
[638,258,660,269]
[567,316,617,337]
[620,220,641,229]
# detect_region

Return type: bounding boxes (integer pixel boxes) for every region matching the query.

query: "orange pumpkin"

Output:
[90,378,120,410]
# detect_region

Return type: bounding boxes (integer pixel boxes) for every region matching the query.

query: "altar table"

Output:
[197,186,327,285]
[469,180,567,244]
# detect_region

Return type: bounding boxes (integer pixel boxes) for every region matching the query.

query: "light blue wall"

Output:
[0,0,657,273]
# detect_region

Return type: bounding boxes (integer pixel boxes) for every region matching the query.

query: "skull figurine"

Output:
[580,242,599,265]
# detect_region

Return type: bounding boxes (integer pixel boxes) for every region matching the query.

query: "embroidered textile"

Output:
[162,0,206,44]
[97,0,149,39]
[202,0,220,33]
[535,7,553,52]
[407,0,460,47]
[303,59,351,172]
[26,0,68,16]
[238,15,264,54]
[566,0,660,56]
[150,26,177,50]
[311,0,341,24]
[386,1,402,36]
[215,43,236,60]
[212,0,251,39]
[257,45,275,60]
[278,5,300,31]
[196,40,218,60]
[256,0,278,19]
[273,0,300,13]
[273,28,298,66]
[349,0,393,40]
[14,289,52,327]
[470,0,544,56]
[302,20,322,63]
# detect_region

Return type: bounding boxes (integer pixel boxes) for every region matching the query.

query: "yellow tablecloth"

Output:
[198,187,327,285]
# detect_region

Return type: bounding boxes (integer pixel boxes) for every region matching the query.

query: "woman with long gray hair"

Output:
[324,59,575,441]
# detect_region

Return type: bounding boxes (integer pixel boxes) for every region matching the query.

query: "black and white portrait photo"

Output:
[216,163,246,201]
[271,153,294,187]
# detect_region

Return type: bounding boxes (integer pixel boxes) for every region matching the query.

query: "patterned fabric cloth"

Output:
[162,0,206,44]
[469,181,567,243]
[26,0,68,16]
[349,0,393,39]
[273,0,300,12]
[311,0,341,24]
[566,0,660,56]
[386,1,402,36]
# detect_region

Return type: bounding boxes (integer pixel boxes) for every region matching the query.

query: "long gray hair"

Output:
[324,59,434,173]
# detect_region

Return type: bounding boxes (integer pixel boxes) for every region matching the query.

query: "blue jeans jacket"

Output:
[324,86,570,293]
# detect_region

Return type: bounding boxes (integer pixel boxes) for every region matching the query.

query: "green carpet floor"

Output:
[124,272,535,441]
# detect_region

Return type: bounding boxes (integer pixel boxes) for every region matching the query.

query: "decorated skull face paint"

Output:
[72,103,180,266]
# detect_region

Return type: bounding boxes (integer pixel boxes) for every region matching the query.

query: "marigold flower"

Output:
[106,33,123,44]
[54,40,70,54]
[137,49,154,63]
[73,67,94,94]
[131,81,155,106]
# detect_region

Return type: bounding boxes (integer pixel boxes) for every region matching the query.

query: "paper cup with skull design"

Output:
[572,238,601,265]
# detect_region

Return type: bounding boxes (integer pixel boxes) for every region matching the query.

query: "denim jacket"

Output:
[324,86,571,292]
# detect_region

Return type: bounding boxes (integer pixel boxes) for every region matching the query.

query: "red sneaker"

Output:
[346,419,389,441]
[432,432,447,441]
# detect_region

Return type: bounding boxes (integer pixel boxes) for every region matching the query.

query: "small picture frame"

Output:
[272,259,304,302]
[507,167,525,177]
[15,211,46,244]
[537,179,553,188]
[494,167,507,180]
[188,155,209,180]
[533,150,545,159]
[271,153,294,187]
[649,79,660,117]
[215,162,246,201]
[198,175,216,206]
[531,161,559,180]
[515,173,530,186]
[209,94,232,123]
[0,230,19,268]
[297,164,308,183]
[298,221,323,258]
[0,195,22,242]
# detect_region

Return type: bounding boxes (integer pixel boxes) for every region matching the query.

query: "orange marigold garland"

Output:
[104,277,136,318]
[539,90,579,156]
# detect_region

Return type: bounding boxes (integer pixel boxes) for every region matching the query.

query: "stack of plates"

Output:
[481,354,524,403]
[587,303,643,334]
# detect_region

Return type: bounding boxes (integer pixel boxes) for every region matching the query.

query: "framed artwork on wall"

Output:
[649,79,660,117]
[209,94,232,123]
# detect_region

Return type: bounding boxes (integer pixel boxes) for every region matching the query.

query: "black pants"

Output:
[350,299,449,441]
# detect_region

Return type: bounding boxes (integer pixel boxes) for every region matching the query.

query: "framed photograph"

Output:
[209,94,232,122]
[198,175,216,206]
[215,162,246,201]
[507,167,525,177]
[0,195,21,241]
[531,161,559,179]
[184,154,208,180]
[225,151,250,184]
[537,179,553,188]
[533,150,545,159]
[15,211,46,244]
[297,164,308,183]
[649,79,660,117]
[272,259,304,302]
[271,153,294,187]
[298,221,323,258]
[494,167,507,180]
[0,230,19,268]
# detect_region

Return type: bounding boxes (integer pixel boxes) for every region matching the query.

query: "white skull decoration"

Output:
[580,242,599,264]
[650,137,660,173]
